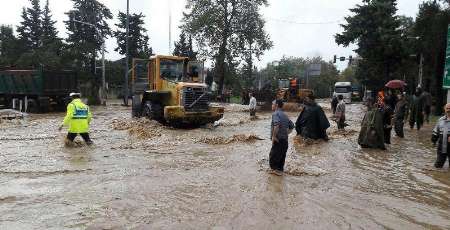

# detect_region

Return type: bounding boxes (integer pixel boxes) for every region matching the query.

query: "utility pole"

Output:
[168,0,172,53]
[72,19,106,105]
[407,36,423,88]
[124,0,130,106]
[418,53,424,88]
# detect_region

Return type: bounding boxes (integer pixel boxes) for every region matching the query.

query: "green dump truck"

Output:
[0,69,78,113]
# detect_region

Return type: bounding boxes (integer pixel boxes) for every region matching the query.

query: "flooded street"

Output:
[0,102,449,230]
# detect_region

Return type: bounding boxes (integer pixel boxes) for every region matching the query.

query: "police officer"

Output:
[431,103,450,168]
[59,93,93,145]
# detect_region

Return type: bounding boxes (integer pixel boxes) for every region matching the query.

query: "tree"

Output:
[65,0,112,74]
[41,0,59,47]
[236,1,273,84]
[414,0,450,114]
[114,12,152,60]
[255,56,339,98]
[173,31,197,60]
[17,0,42,50]
[335,0,406,90]
[0,25,20,66]
[182,0,272,95]
[340,65,358,83]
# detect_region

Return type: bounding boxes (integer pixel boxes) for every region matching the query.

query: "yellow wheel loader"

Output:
[131,55,224,126]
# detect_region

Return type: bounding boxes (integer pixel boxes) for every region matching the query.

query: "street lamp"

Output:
[406,36,423,88]
[72,19,107,106]
[124,0,130,106]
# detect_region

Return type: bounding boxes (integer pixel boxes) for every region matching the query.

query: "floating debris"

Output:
[111,118,162,139]
[329,129,358,138]
[293,136,327,147]
[198,134,264,145]
[0,109,26,120]
[214,115,250,127]
[284,165,328,177]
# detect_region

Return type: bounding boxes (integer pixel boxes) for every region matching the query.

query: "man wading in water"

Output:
[59,93,93,146]
[432,103,450,168]
[269,99,294,176]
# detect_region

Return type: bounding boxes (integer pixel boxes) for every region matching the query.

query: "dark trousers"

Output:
[67,132,92,144]
[269,139,289,171]
[384,128,392,144]
[337,118,345,130]
[410,114,423,130]
[250,109,256,117]
[435,145,450,168]
[424,106,431,123]
[394,119,404,138]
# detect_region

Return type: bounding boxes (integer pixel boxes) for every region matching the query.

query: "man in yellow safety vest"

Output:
[58,93,93,145]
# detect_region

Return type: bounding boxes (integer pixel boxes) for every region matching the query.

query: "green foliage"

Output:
[65,0,112,73]
[340,65,358,83]
[9,0,62,69]
[413,0,450,114]
[41,0,59,47]
[182,0,272,94]
[17,0,42,51]
[173,31,197,60]
[105,59,125,87]
[0,26,20,66]
[254,56,340,98]
[114,12,152,60]
[336,0,407,89]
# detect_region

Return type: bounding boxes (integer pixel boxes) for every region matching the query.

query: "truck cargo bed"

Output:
[0,69,78,96]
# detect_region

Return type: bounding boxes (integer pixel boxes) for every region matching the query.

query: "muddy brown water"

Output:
[0,102,449,229]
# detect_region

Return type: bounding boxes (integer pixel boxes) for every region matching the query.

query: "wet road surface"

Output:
[0,102,449,229]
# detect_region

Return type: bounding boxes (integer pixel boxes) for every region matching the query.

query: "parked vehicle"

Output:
[333,82,352,103]
[277,78,314,103]
[0,68,78,112]
[352,86,362,101]
[131,55,224,127]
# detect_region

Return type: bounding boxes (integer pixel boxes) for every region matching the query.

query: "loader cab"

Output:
[278,79,290,89]
[131,55,223,126]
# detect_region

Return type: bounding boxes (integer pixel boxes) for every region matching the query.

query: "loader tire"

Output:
[143,101,163,122]
[132,95,141,118]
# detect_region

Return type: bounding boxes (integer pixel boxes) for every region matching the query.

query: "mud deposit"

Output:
[1,102,449,229]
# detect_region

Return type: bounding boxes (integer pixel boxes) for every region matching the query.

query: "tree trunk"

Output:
[216,43,227,96]
[247,43,253,87]
[216,0,235,96]
[90,50,101,105]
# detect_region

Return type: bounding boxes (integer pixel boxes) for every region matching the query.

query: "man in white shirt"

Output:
[336,95,346,130]
[249,92,257,117]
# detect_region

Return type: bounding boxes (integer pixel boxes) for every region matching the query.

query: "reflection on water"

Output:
[0,102,449,229]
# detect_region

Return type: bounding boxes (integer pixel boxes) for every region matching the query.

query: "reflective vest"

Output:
[72,103,89,119]
[62,99,92,133]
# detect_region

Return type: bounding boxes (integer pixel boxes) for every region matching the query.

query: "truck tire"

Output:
[131,95,142,118]
[55,97,71,112]
[27,99,39,113]
[38,97,50,113]
[143,101,163,121]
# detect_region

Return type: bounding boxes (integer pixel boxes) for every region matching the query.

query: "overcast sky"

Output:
[1,0,425,70]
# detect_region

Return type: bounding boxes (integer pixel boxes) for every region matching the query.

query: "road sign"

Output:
[443,24,450,89]
[308,64,322,76]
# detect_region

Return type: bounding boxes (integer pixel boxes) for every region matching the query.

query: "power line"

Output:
[265,17,343,25]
